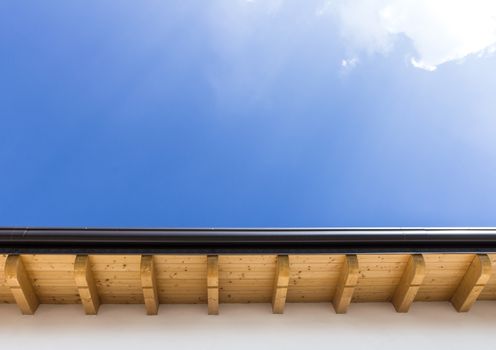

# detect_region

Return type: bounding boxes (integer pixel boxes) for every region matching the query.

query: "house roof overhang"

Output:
[1,227,496,315]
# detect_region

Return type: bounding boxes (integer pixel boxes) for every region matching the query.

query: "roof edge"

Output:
[1,227,496,254]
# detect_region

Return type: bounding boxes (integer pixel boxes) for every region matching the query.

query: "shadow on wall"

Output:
[1,302,496,349]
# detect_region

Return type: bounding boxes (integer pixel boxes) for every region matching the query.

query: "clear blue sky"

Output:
[1,2,496,227]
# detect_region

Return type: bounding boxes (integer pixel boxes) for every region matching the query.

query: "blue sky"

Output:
[1,1,496,227]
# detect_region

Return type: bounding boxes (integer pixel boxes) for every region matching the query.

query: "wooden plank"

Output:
[154,255,207,264]
[74,255,100,315]
[140,255,159,315]
[1,252,492,308]
[272,255,290,314]
[289,255,344,264]
[219,255,277,264]
[5,255,39,314]
[423,254,475,263]
[207,255,219,315]
[451,254,492,312]
[99,296,143,304]
[391,254,426,312]
[332,255,359,314]
[21,254,77,263]
[356,254,409,262]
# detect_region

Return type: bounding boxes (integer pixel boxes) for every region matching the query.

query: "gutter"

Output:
[1,227,496,254]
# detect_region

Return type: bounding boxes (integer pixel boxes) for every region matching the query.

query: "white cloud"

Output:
[341,57,359,70]
[328,0,496,71]
[410,58,436,72]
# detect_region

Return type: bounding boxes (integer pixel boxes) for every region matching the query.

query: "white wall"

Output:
[1,302,495,350]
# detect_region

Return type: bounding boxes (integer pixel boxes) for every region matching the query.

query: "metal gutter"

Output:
[1,227,496,254]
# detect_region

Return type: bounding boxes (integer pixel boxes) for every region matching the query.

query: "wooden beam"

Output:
[272,255,290,314]
[207,255,219,315]
[5,255,39,315]
[74,255,100,315]
[140,255,159,315]
[332,254,359,314]
[391,254,426,312]
[451,254,492,312]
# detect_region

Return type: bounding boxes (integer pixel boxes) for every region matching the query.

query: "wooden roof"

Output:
[1,253,494,315]
[1,228,495,315]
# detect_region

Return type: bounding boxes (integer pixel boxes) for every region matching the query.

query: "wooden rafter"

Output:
[5,255,39,315]
[332,254,359,314]
[207,255,219,315]
[74,255,100,315]
[451,254,492,312]
[391,254,426,312]
[1,252,496,314]
[141,255,159,315]
[272,255,290,314]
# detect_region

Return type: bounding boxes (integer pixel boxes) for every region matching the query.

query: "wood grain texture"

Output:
[451,254,492,312]
[74,255,100,314]
[332,255,359,314]
[155,255,206,304]
[141,255,159,315]
[391,254,426,312]
[272,255,290,314]
[207,255,219,315]
[5,255,39,314]
[287,255,343,303]
[479,253,496,300]
[90,255,143,304]
[416,254,474,301]
[219,255,276,303]
[20,255,79,304]
[353,254,410,303]
[0,253,496,312]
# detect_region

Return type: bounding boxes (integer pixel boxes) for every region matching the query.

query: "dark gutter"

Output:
[1,227,496,254]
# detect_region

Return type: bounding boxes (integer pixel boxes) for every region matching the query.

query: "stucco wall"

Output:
[1,302,494,349]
